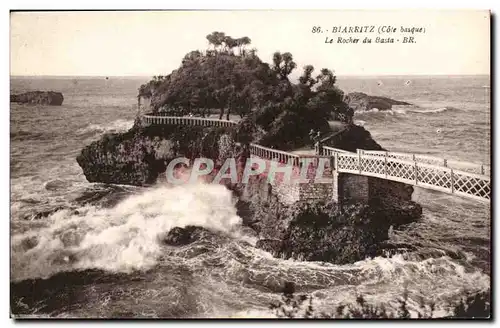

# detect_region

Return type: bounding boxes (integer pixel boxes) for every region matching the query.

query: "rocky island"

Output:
[345,91,411,112]
[11,91,64,106]
[77,31,422,265]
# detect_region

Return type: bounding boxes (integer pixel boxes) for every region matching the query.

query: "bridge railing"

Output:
[249,143,301,166]
[249,144,334,178]
[333,151,490,202]
[322,146,351,157]
[359,149,490,176]
[143,114,238,128]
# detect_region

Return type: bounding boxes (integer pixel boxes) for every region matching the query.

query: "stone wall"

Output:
[240,166,413,208]
[368,177,414,205]
[338,173,370,205]
[273,182,301,205]
[299,182,333,202]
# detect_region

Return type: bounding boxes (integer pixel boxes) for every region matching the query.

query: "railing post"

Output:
[414,162,418,185]
[450,168,454,193]
[334,152,338,171]
[443,159,447,167]
[384,151,388,178]
[481,164,485,175]
[357,149,362,173]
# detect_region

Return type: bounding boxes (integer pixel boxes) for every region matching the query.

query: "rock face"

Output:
[76,120,243,186]
[321,124,384,152]
[11,91,64,106]
[234,175,421,264]
[345,92,410,112]
[160,226,210,246]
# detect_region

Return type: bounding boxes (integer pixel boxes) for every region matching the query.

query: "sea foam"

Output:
[11,184,243,280]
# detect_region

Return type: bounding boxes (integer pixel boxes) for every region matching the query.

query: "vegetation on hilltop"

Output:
[138,31,354,149]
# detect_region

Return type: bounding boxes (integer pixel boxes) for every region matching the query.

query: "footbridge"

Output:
[142,114,491,203]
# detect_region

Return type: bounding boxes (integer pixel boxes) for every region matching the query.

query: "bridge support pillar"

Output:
[333,172,370,207]
[331,170,341,205]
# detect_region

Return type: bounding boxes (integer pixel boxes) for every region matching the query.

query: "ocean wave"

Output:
[10,130,52,141]
[77,119,134,135]
[11,184,244,281]
[226,252,489,318]
[10,185,490,317]
[407,106,456,114]
[355,105,457,117]
[43,179,73,191]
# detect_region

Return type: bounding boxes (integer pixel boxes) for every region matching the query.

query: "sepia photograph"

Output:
[9,9,491,319]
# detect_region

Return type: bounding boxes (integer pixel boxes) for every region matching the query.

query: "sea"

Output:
[9,75,491,318]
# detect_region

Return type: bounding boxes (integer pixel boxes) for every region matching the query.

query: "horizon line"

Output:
[10,73,490,78]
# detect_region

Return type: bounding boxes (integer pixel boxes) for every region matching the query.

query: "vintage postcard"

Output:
[10,10,491,319]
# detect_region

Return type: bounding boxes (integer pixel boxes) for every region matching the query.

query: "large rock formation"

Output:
[76,120,243,186]
[233,173,421,264]
[345,92,410,112]
[76,120,421,265]
[11,91,64,106]
[160,226,211,246]
[321,124,385,152]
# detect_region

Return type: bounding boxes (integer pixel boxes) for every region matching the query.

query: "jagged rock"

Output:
[11,91,64,106]
[160,226,209,246]
[345,92,410,112]
[235,173,421,264]
[321,124,384,152]
[76,123,239,186]
[255,239,283,254]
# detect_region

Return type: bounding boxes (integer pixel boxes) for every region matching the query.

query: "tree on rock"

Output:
[138,32,355,150]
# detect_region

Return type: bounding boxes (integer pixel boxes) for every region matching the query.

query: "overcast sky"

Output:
[10,10,490,76]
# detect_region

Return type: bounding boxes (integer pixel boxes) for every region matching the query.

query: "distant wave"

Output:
[11,130,52,141]
[355,106,457,116]
[407,106,457,114]
[77,119,134,135]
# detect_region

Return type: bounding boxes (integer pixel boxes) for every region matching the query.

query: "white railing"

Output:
[142,114,238,128]
[249,143,300,166]
[248,143,333,172]
[332,149,490,202]
[322,146,351,156]
[359,149,490,176]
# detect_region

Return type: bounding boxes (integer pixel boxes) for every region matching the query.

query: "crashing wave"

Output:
[77,119,134,135]
[10,184,244,281]
[407,106,455,114]
[355,105,456,116]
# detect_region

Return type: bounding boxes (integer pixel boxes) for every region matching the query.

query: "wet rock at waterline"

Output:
[11,91,64,106]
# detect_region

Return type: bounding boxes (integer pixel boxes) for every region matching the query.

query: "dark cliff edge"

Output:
[345,92,411,112]
[77,121,421,265]
[77,121,246,186]
[11,91,64,106]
